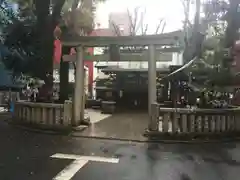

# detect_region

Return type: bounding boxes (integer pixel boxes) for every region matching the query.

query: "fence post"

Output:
[235,109,240,131]
[63,100,72,126]
[148,103,159,131]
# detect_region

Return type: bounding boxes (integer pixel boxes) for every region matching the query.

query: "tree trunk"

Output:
[35,0,52,79]
[183,0,202,62]
[224,0,240,48]
[193,0,201,34]
[183,0,190,37]
[222,0,240,69]
[34,0,65,101]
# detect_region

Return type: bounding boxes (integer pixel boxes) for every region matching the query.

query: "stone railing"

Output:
[14,100,73,127]
[149,103,240,135]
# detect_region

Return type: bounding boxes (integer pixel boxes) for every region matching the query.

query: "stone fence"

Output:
[13,100,74,127]
[149,103,240,135]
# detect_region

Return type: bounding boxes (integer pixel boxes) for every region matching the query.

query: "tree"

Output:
[5,0,65,83]
[106,7,166,81]
[2,0,106,102]
[183,0,240,104]
[61,0,103,35]
[110,7,166,36]
[0,0,33,76]
[59,0,106,102]
[181,0,204,64]
[161,0,240,106]
[180,0,192,45]
[180,0,240,65]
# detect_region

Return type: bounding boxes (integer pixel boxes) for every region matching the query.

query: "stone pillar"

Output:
[148,45,157,130]
[59,47,70,103]
[73,46,85,125]
[63,100,72,125]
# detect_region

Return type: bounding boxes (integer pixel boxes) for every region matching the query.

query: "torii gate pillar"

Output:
[73,46,85,125]
[148,44,157,130]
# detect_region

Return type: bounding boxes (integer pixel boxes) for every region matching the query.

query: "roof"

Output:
[90,28,117,37]
[53,62,88,70]
[160,56,198,80]
[101,67,170,73]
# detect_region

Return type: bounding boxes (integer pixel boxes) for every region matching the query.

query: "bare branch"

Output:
[110,21,121,36]
[140,14,144,34]
[135,7,144,34]
[127,9,135,35]
[181,0,186,10]
[132,7,139,35]
[186,19,193,28]
[154,18,166,34]
[181,0,191,38]
[143,24,148,35]
[155,19,163,34]
[138,8,147,35]
[127,7,144,36]
[161,21,166,34]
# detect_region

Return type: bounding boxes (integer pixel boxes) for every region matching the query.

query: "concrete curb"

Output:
[143,130,240,144]
[70,133,240,144]
[11,123,65,135]
[7,120,72,135]
[6,120,240,144]
[70,133,148,143]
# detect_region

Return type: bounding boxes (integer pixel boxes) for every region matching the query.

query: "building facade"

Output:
[108,12,131,36]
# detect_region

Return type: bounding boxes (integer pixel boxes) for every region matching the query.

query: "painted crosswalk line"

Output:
[51,153,119,180]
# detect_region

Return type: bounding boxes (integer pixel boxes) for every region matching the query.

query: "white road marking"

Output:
[51,153,119,163]
[51,153,119,180]
[53,159,88,180]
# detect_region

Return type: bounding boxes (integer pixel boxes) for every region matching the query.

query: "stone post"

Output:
[63,100,72,125]
[149,103,159,131]
[148,44,157,130]
[73,46,85,125]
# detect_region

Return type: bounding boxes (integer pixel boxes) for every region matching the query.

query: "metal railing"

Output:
[149,103,240,134]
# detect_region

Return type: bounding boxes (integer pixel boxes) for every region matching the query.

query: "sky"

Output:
[95,0,196,33]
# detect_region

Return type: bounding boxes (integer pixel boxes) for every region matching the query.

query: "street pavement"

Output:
[78,111,148,141]
[1,116,240,180]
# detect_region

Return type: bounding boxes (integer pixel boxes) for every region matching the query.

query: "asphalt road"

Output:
[1,118,240,180]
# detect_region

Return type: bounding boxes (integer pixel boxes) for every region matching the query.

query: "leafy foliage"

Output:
[0,0,39,78]
[61,0,106,35]
[0,0,18,35]
[176,0,240,96]
[1,0,107,77]
[203,0,229,22]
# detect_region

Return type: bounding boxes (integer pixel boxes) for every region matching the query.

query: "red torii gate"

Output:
[53,26,94,93]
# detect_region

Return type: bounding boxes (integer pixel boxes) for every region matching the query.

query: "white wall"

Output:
[92,51,183,80]
[53,69,75,83]
[53,67,89,95]
[91,49,183,98]
[93,51,183,72]
[53,66,89,83]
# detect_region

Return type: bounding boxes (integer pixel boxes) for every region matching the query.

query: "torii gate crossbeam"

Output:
[61,30,184,130]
